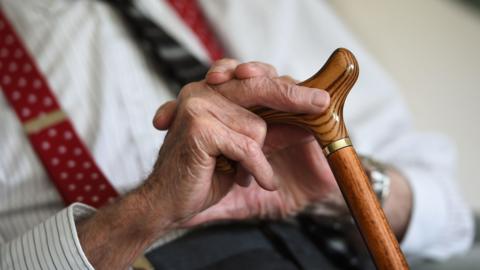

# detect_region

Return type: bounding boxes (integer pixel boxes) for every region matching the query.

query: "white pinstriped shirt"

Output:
[0,0,474,269]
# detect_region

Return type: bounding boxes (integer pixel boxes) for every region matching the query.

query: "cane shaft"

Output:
[328,146,408,269]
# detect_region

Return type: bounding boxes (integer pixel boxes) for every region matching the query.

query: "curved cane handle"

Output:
[216,48,409,269]
[252,49,358,147]
[254,47,356,146]
[215,48,356,173]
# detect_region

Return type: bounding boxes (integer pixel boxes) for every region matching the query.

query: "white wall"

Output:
[328,0,480,210]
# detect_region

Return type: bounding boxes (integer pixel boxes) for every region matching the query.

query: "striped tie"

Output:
[103,0,219,94]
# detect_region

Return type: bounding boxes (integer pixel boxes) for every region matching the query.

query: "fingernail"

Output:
[312,90,330,108]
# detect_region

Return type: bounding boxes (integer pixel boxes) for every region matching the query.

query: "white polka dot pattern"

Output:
[0,11,118,208]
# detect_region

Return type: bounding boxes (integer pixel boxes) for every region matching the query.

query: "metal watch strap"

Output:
[359,155,391,204]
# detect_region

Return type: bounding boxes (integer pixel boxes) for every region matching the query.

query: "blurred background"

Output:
[328,0,480,212]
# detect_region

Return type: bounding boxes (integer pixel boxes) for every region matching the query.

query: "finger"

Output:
[179,89,268,146]
[153,100,177,130]
[213,77,330,114]
[206,123,276,191]
[205,92,268,145]
[179,94,273,190]
[234,164,253,187]
[206,58,240,85]
[234,62,278,79]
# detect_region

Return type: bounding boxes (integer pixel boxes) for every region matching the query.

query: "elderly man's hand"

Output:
[78,60,335,270]
[148,59,340,227]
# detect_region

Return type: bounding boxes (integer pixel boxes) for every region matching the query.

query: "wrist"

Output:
[117,188,177,239]
[77,188,175,269]
[382,168,413,240]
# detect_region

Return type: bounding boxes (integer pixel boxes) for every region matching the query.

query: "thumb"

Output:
[153,100,177,130]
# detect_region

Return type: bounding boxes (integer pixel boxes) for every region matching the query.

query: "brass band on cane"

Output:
[322,138,352,156]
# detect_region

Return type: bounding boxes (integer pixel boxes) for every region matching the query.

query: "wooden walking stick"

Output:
[216,48,409,269]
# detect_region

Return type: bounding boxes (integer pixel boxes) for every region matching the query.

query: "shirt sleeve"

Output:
[389,133,475,260]
[0,203,96,270]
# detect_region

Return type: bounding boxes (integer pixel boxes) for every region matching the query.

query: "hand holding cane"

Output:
[216,48,409,270]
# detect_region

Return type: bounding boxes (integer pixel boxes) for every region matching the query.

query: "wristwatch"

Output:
[359,155,391,204]
[298,155,392,269]
[304,155,392,218]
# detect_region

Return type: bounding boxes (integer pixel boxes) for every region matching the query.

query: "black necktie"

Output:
[103,0,211,94]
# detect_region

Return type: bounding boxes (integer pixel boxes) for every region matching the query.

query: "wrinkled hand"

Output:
[147,59,340,227]
[76,59,343,270]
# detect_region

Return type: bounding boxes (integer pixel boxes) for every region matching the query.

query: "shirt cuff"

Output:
[1,203,96,270]
[399,167,448,259]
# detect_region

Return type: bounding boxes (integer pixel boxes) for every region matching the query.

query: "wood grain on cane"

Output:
[215,48,409,269]
[215,48,357,173]
[330,146,408,269]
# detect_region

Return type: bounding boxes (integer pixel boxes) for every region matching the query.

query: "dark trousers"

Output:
[145,221,341,270]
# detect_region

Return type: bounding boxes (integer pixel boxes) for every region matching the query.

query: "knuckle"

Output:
[280,81,301,104]
[188,117,203,133]
[182,96,208,118]
[242,138,260,157]
[186,118,210,143]
[243,76,269,94]
[237,78,259,103]
[178,81,202,100]
[187,119,204,138]
[243,77,285,105]
[243,76,262,89]
[249,116,267,141]
[242,77,303,108]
